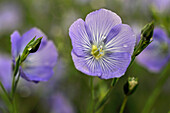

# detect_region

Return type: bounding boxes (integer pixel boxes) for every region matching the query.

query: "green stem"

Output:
[10,57,20,113]
[119,95,128,113]
[95,87,112,112]
[12,99,17,113]
[90,77,94,113]
[11,74,16,98]
[0,81,11,102]
[13,73,21,97]
[141,63,170,113]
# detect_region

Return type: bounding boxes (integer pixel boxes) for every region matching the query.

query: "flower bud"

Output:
[123,77,138,96]
[27,37,43,53]
[20,36,43,63]
[132,21,154,57]
[141,21,154,43]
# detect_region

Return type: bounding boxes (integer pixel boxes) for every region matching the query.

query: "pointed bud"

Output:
[123,77,138,96]
[27,37,43,53]
[132,21,154,57]
[141,21,154,43]
[20,36,43,63]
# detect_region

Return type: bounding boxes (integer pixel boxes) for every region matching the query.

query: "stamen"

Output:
[91,44,104,60]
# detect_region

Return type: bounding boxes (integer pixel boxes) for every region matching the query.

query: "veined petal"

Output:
[11,31,21,61]
[85,9,122,44]
[104,24,136,55]
[98,52,131,79]
[71,50,101,76]
[23,41,58,68]
[69,19,92,56]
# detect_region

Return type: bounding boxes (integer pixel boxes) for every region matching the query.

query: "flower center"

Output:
[91,45,104,60]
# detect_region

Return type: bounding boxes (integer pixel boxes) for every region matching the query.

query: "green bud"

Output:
[20,36,43,63]
[123,77,138,96]
[27,37,43,53]
[132,21,154,57]
[141,21,154,42]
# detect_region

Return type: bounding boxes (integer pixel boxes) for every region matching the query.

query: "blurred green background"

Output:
[0,0,170,113]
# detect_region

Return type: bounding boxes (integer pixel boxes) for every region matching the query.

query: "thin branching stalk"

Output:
[119,95,128,113]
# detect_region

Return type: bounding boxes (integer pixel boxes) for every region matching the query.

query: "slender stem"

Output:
[13,73,21,97]
[95,87,112,112]
[90,77,94,113]
[119,95,128,113]
[12,98,17,113]
[0,81,11,102]
[11,74,16,98]
[10,57,20,113]
[141,63,170,113]
[11,56,20,98]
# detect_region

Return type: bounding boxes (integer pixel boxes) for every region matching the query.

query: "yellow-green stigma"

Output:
[91,45,104,60]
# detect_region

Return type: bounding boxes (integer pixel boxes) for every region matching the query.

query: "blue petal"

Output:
[72,50,131,79]
[0,55,12,90]
[71,50,101,76]
[136,49,170,72]
[11,31,21,62]
[98,52,131,79]
[69,19,92,57]
[85,9,122,44]
[104,24,136,55]
[20,66,54,82]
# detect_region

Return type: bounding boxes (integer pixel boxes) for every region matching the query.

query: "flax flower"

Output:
[137,27,170,72]
[69,9,136,79]
[11,28,58,82]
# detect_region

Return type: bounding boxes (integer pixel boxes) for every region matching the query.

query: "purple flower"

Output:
[136,27,170,72]
[69,9,136,79]
[0,2,22,34]
[0,55,12,90]
[151,0,170,12]
[49,93,75,113]
[11,27,58,82]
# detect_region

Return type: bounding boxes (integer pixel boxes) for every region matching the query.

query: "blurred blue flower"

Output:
[0,2,22,34]
[69,9,136,79]
[136,27,170,72]
[0,55,12,90]
[151,0,170,13]
[49,93,75,113]
[11,28,58,82]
